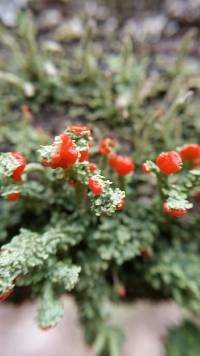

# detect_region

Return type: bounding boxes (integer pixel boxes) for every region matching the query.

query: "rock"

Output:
[0,299,182,356]
[38,9,62,30]
[41,40,63,53]
[166,0,200,24]
[84,1,108,21]
[0,0,28,27]
[54,18,84,41]
[43,61,58,77]
[123,14,168,43]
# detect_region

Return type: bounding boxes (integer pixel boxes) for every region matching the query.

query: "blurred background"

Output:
[1,0,200,48]
[0,0,200,355]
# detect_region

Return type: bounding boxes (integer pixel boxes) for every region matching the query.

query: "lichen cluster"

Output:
[0,9,200,356]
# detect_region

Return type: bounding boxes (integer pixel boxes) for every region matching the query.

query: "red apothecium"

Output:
[109,154,134,176]
[7,192,21,202]
[179,144,200,160]
[10,152,26,182]
[156,151,182,175]
[99,138,116,156]
[162,202,187,217]
[89,177,103,196]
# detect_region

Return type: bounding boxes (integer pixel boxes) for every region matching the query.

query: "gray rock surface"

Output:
[166,0,200,24]
[0,298,182,356]
[0,0,28,26]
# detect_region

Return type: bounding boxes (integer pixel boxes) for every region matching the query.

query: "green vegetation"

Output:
[166,320,200,356]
